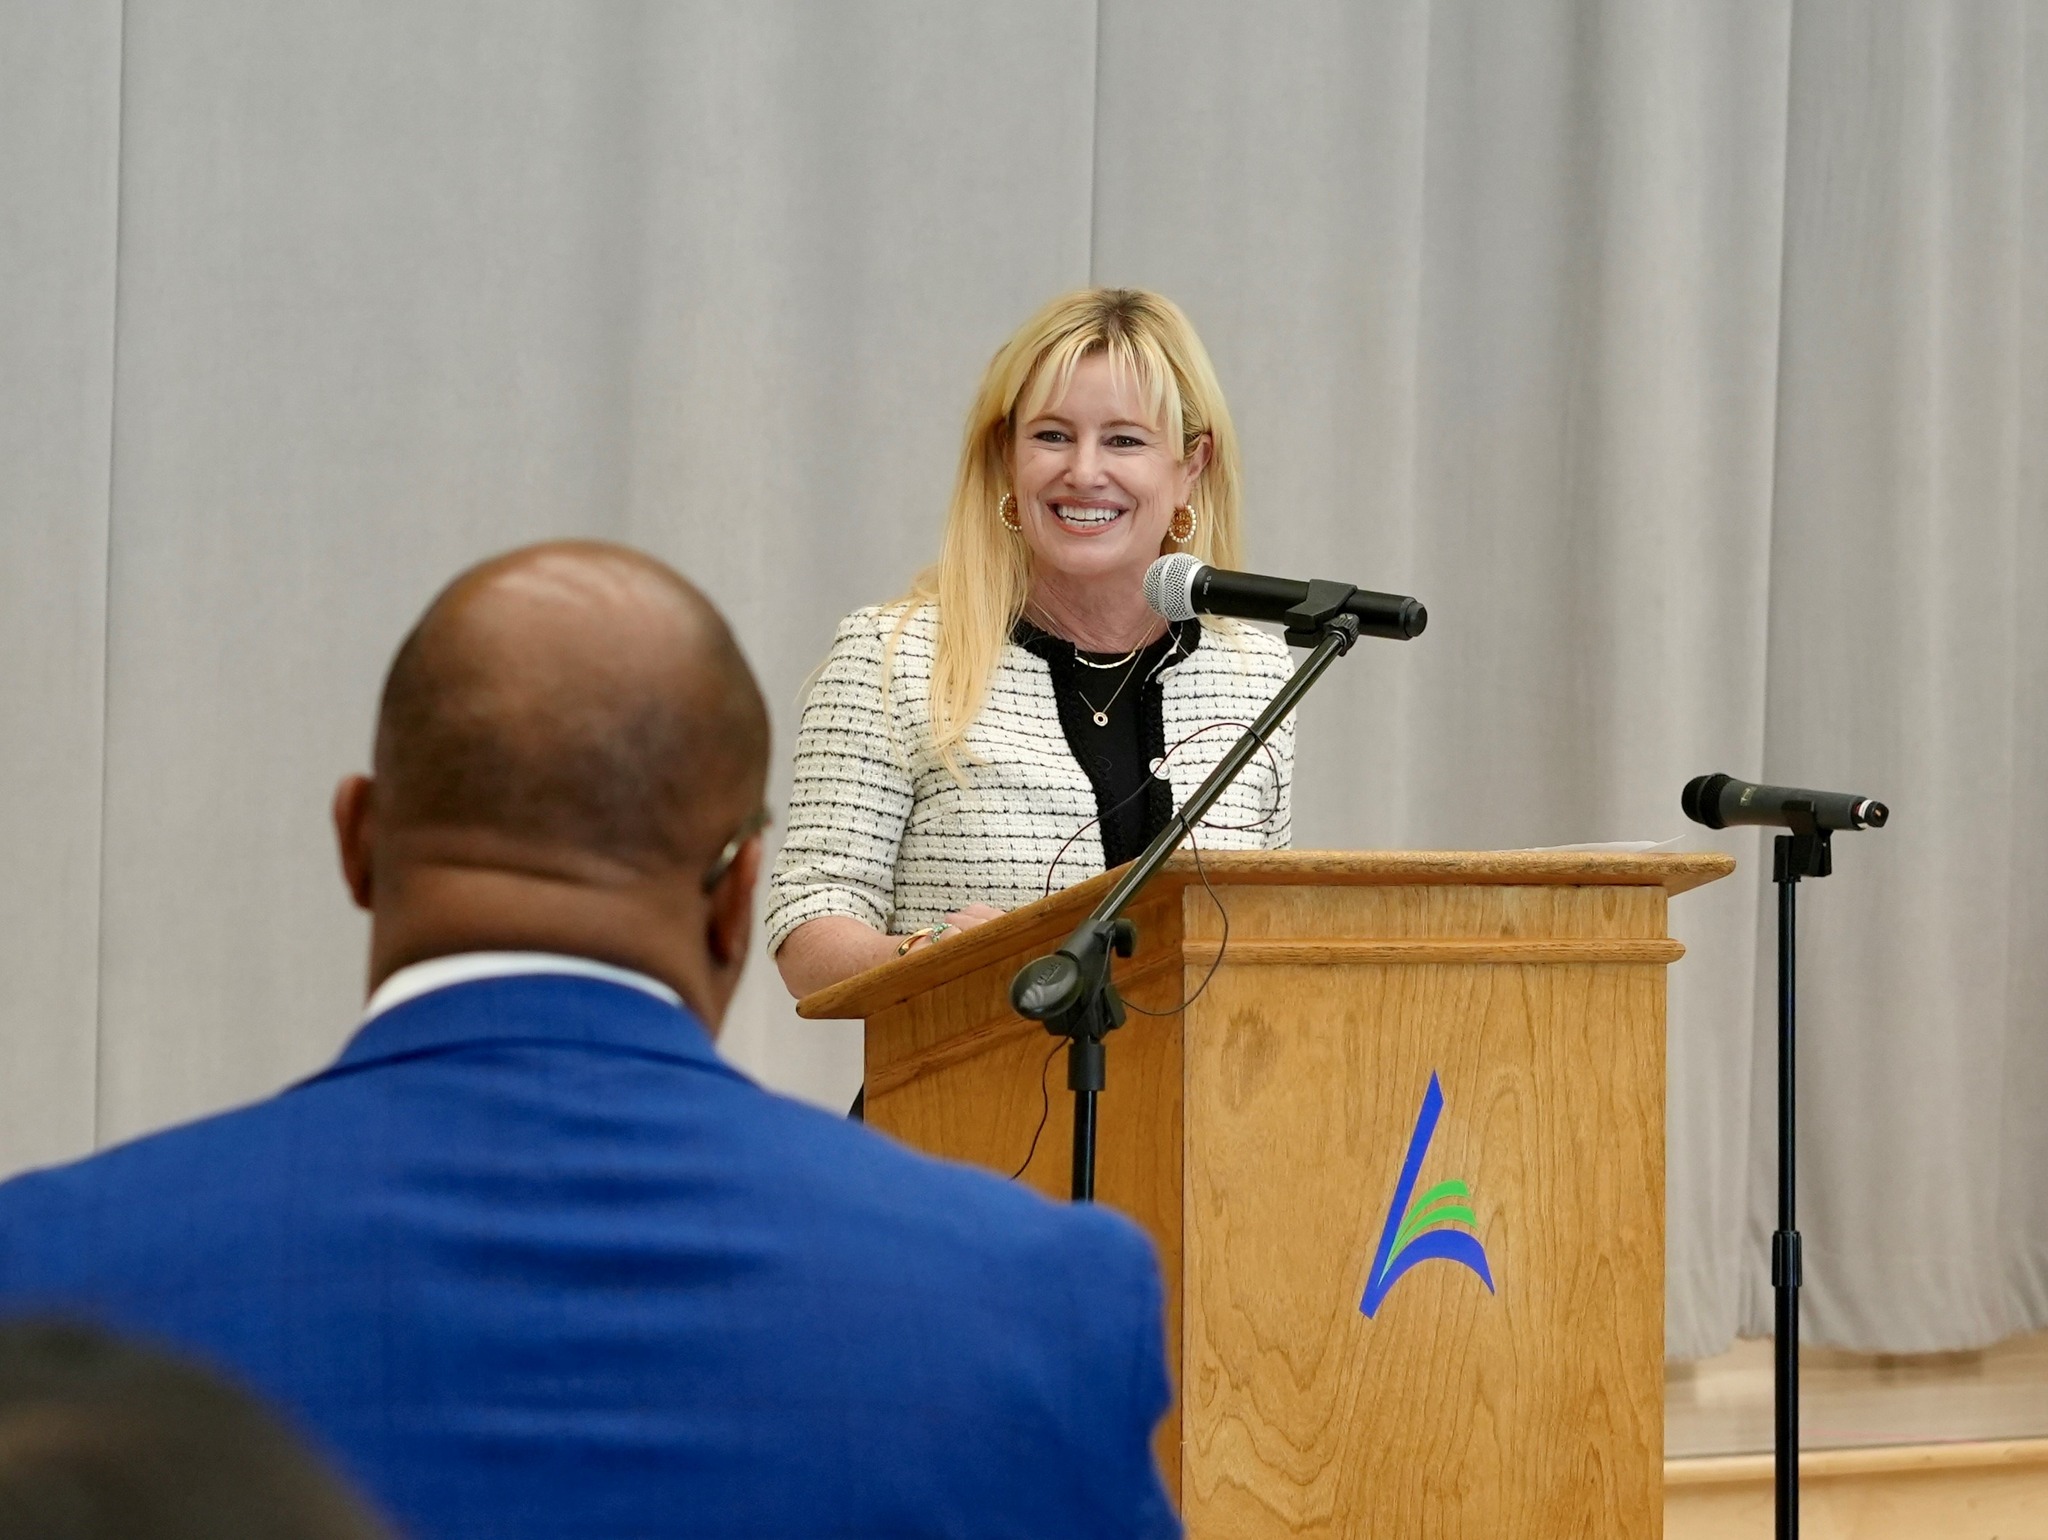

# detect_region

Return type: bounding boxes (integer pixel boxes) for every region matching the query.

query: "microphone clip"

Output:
[1282,582,1363,650]
[1773,801,1833,882]
[1010,918,1137,1092]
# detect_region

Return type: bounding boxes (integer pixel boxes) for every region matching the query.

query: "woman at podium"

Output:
[768,288,1295,1000]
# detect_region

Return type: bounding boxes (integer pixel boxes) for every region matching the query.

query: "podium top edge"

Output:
[793,848,1734,1020]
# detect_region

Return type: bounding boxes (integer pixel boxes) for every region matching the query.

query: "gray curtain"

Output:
[4,0,2042,1359]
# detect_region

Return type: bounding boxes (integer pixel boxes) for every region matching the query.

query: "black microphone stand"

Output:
[1010,586,1367,1201]
[1772,803,1830,1540]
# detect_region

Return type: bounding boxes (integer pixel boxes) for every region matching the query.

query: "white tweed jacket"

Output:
[765,603,1296,952]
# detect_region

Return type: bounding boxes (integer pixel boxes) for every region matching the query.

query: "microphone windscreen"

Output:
[1145,553,1204,622]
[1680,773,1731,829]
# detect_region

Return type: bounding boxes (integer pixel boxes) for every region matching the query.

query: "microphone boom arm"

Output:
[1010,613,1363,1201]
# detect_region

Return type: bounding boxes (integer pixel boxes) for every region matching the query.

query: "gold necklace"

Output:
[1022,602,1150,668]
[1075,647,1148,727]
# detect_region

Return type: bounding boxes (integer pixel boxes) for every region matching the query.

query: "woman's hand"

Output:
[902,904,1006,956]
[936,903,1005,938]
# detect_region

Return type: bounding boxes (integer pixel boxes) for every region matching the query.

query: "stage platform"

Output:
[1665,1331,2048,1538]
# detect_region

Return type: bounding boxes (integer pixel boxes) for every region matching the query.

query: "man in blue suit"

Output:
[0,543,1179,1540]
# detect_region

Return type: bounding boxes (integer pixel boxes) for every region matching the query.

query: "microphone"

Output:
[1681,773,1889,832]
[1145,553,1426,640]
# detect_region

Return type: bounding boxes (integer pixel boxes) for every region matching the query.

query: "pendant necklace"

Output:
[1075,646,1149,728]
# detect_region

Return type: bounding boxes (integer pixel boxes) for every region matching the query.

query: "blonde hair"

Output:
[894,288,1244,774]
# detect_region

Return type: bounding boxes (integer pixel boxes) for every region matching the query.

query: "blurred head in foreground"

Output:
[331,540,772,1031]
[0,1321,388,1540]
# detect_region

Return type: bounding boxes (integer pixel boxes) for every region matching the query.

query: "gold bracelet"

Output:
[895,923,950,957]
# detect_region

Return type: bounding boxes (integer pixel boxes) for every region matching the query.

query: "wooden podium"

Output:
[798,849,1733,1537]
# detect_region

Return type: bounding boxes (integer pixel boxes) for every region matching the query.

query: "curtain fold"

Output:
[0,0,123,1171]
[83,0,1095,1133]
[2,0,2042,1356]
[1744,0,2048,1350]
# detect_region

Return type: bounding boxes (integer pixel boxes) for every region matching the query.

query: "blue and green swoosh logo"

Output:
[1360,1072,1495,1317]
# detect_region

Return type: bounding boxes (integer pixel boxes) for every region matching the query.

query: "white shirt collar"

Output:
[362,951,684,1024]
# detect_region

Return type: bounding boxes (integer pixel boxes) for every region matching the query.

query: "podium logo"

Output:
[1360,1072,1495,1318]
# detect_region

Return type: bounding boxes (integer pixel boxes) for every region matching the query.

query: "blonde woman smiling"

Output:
[769,289,1293,1000]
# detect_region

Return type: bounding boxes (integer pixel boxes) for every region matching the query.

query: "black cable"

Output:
[1175,721,1287,832]
[1123,828,1230,1017]
[1041,722,1285,898]
[1035,720,1274,1017]
[1017,718,1276,1165]
[1007,1039,1065,1181]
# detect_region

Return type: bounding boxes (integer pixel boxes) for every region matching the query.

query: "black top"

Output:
[1011,617,1202,869]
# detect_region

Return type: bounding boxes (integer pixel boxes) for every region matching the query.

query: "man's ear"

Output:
[705,835,763,976]
[332,775,377,911]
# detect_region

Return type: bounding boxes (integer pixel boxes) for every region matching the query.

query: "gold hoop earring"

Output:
[998,492,1023,533]
[1169,503,1197,544]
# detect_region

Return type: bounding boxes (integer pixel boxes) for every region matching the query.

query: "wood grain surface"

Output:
[796,849,1733,1019]
[848,852,1730,1536]
[1182,938,1686,966]
[1666,1439,2048,1540]
[1668,1438,2048,1485]
[1177,881,1669,1537]
[861,884,1192,1497]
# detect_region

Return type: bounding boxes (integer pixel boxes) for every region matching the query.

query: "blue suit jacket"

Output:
[0,975,1179,1540]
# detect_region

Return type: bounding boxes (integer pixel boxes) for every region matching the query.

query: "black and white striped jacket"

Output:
[765,604,1295,951]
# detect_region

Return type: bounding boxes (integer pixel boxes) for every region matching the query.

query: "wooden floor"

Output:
[1667,1330,2048,1457]
[1665,1332,2048,1539]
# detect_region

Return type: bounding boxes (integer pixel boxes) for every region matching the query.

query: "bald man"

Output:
[0,545,1179,1540]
